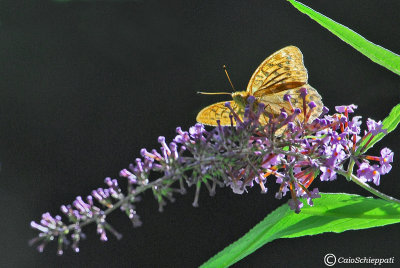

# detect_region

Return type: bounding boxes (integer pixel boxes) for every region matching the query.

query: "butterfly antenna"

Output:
[223,65,236,91]
[197,91,231,95]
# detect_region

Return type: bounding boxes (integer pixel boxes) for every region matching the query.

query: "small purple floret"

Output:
[308,101,316,109]
[379,148,393,174]
[366,118,387,135]
[320,166,337,181]
[299,87,308,97]
[335,104,357,113]
[283,94,291,101]
[322,106,329,115]
[247,95,255,103]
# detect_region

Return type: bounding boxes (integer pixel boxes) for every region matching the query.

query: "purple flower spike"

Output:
[30,96,396,255]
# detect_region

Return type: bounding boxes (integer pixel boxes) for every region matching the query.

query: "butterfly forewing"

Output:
[196,101,242,126]
[247,46,308,96]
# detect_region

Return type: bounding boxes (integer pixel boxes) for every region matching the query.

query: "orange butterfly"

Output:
[196,46,323,126]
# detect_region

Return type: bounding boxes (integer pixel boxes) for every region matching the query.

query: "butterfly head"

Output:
[231,91,251,109]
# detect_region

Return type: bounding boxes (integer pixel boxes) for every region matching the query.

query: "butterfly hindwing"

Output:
[196,101,242,126]
[247,46,308,96]
[258,84,323,123]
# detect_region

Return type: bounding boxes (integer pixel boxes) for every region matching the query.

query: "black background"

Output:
[0,0,399,267]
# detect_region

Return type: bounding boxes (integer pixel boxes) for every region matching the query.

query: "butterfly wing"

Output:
[247,46,308,96]
[258,84,323,123]
[196,101,242,126]
[247,46,323,122]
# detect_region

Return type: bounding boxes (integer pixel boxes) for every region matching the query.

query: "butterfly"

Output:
[196,46,323,127]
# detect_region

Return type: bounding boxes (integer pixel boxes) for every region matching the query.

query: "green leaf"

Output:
[358,103,400,153]
[287,0,400,76]
[201,193,400,268]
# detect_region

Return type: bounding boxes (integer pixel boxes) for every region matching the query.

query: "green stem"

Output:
[346,159,355,182]
[337,169,400,204]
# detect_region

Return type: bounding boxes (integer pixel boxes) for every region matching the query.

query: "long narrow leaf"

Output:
[201,193,400,268]
[287,0,400,76]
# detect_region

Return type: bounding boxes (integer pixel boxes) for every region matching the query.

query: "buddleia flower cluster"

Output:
[30,87,394,254]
